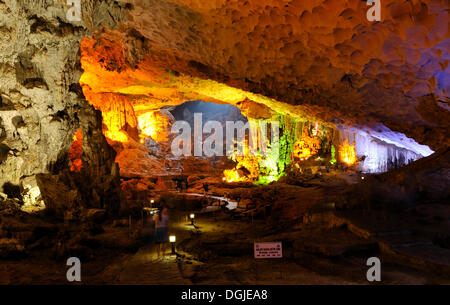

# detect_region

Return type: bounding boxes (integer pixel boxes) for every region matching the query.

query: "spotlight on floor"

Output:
[170,235,176,254]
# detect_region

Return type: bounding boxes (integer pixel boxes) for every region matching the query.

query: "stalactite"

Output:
[337,127,425,173]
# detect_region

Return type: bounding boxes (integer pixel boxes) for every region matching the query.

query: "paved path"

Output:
[99,210,195,285]
[170,191,238,210]
[104,246,191,285]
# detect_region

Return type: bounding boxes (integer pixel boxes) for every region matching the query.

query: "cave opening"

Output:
[136,99,253,182]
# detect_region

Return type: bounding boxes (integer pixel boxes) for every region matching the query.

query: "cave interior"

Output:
[0,0,449,284]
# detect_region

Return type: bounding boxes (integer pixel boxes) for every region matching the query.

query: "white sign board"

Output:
[254,242,282,258]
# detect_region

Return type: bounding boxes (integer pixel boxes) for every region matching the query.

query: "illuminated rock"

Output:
[339,140,357,166]
[0,1,125,213]
[69,129,83,173]
[224,141,261,183]
[20,176,45,213]
[82,90,139,143]
[138,109,175,143]
[293,135,321,161]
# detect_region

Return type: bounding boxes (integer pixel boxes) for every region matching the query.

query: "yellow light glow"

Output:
[137,111,174,143]
[223,158,260,182]
[339,140,357,166]
[104,130,128,143]
[69,129,83,173]
[138,111,158,140]
[72,131,80,142]
[224,169,240,183]
[169,235,176,243]
[223,136,261,183]
[293,135,321,160]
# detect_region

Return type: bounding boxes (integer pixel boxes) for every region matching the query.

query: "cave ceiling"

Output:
[81,0,449,150]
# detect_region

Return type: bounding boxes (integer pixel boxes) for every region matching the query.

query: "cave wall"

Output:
[336,127,427,173]
[342,147,450,210]
[0,0,129,212]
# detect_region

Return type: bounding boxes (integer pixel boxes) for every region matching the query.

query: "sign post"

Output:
[254,242,283,282]
[254,242,282,258]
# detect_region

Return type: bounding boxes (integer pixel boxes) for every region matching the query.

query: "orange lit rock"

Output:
[223,168,243,183]
[82,90,139,143]
[293,135,321,160]
[236,98,275,120]
[339,140,357,166]
[115,141,167,178]
[138,109,175,143]
[69,129,83,173]
[223,139,260,183]
[80,36,140,143]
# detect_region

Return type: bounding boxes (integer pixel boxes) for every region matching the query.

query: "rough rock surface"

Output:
[104,0,449,149]
[342,147,450,210]
[0,0,128,212]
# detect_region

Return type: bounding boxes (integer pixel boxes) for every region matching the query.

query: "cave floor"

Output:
[81,212,450,285]
[1,208,449,285]
[1,166,449,285]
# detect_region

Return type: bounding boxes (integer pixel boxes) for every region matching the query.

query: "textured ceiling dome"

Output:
[82,0,449,150]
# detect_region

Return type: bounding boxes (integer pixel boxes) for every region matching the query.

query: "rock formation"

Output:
[0,0,448,214]
[0,0,129,213]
